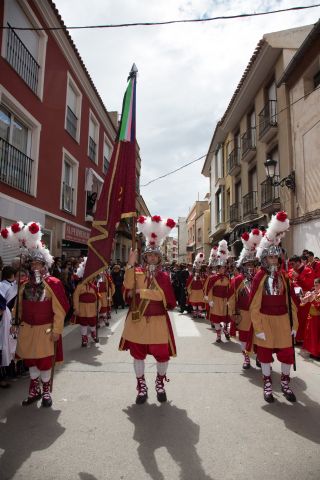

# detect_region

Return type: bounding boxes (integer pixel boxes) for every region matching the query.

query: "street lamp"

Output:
[264,157,296,191]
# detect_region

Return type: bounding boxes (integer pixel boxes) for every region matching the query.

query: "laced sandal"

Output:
[155,373,169,403]
[41,380,52,407]
[263,375,274,403]
[281,374,296,402]
[136,375,148,404]
[242,351,251,370]
[22,378,42,406]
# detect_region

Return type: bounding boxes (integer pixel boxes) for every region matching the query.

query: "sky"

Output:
[54,0,320,222]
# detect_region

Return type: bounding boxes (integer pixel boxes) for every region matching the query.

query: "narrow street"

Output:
[1,308,320,480]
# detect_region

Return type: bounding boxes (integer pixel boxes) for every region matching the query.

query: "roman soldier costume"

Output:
[119,215,177,404]
[229,229,262,369]
[186,252,206,318]
[97,270,115,326]
[207,239,230,342]
[1,221,69,407]
[249,212,298,403]
[73,258,100,347]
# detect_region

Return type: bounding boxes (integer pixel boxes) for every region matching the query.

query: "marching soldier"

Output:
[250,212,298,403]
[119,215,177,404]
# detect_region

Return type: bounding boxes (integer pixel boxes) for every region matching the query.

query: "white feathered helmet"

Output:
[236,229,262,267]
[216,239,229,266]
[0,221,53,268]
[76,257,87,278]
[256,211,290,262]
[193,252,204,271]
[137,215,176,261]
[209,246,219,267]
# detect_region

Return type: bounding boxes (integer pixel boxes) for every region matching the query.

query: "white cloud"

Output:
[54,0,320,220]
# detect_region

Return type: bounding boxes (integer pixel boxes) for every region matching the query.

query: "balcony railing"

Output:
[229,202,242,224]
[227,148,241,175]
[6,23,40,94]
[260,176,280,209]
[66,107,78,139]
[243,191,257,217]
[62,182,74,213]
[88,136,97,161]
[0,137,33,194]
[258,100,277,139]
[241,127,256,157]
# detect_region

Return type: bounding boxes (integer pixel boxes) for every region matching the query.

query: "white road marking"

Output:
[172,314,201,337]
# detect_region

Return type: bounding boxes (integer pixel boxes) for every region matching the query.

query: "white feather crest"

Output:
[76,257,87,278]
[256,212,289,259]
[137,216,176,247]
[217,239,229,261]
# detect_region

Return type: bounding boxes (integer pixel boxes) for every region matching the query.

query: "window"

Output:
[2,0,48,98]
[248,167,257,192]
[0,85,41,196]
[85,168,103,219]
[61,149,79,215]
[103,135,112,173]
[215,145,224,180]
[88,110,99,163]
[197,228,202,243]
[216,190,223,224]
[65,74,82,142]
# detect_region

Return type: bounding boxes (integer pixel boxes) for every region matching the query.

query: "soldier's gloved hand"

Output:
[51,332,60,342]
[255,332,266,341]
[291,329,297,337]
[204,296,209,302]
[209,301,214,307]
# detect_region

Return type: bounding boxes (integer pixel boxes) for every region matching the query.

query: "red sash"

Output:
[22,299,54,326]
[261,294,287,315]
[212,285,228,298]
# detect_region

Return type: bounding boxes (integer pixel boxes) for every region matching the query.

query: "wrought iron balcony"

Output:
[227,148,241,176]
[258,100,277,142]
[6,23,40,94]
[66,107,78,139]
[243,191,257,218]
[241,127,256,162]
[0,137,33,194]
[62,182,74,213]
[229,202,242,225]
[260,176,281,213]
[88,136,97,162]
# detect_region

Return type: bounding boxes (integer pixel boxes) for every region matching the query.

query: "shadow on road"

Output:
[0,404,65,480]
[123,402,214,480]
[78,473,98,480]
[243,368,320,444]
[212,340,240,353]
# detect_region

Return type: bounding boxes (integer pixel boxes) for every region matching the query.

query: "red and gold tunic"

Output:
[73,281,100,327]
[186,275,205,307]
[98,273,115,314]
[207,274,230,323]
[249,269,298,349]
[119,267,176,357]
[16,276,69,362]
[228,274,251,342]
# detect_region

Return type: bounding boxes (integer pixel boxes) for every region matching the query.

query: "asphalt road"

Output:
[1,308,320,480]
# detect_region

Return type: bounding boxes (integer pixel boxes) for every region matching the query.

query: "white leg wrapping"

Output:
[193,306,197,311]
[80,325,88,336]
[198,306,202,311]
[281,363,291,375]
[40,369,51,383]
[29,366,40,380]
[240,341,247,351]
[214,323,221,331]
[157,361,168,376]
[134,359,145,378]
[261,363,271,376]
[90,326,96,332]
